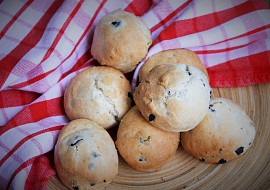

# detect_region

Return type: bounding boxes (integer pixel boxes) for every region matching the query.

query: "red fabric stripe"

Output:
[0,90,39,108]
[208,51,270,87]
[10,0,107,89]
[124,0,153,16]
[0,125,63,167]
[10,69,55,89]
[40,1,83,63]
[0,0,64,89]
[0,0,34,40]
[0,97,65,135]
[57,52,93,82]
[152,0,267,46]
[5,126,62,190]
[150,0,192,33]
[25,152,57,190]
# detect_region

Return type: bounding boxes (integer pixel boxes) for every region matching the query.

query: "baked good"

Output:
[139,48,209,82]
[134,63,211,132]
[91,10,152,73]
[181,98,256,164]
[115,106,180,172]
[54,119,118,190]
[64,66,132,129]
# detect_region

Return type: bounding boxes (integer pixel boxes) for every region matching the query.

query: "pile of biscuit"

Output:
[54,10,256,190]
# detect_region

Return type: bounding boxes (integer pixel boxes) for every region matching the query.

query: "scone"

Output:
[139,48,209,82]
[134,63,211,132]
[116,106,180,172]
[64,66,132,129]
[54,119,118,190]
[181,98,256,164]
[91,10,152,73]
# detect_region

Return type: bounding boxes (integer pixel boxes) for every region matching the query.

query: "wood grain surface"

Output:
[47,83,270,190]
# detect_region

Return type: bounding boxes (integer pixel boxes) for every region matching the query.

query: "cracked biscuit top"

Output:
[91,10,152,73]
[64,66,132,129]
[134,63,211,132]
[54,119,118,189]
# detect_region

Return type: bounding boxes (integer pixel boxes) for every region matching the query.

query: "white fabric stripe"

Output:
[142,0,189,40]
[0,1,52,56]
[0,115,67,160]
[0,131,59,188]
[2,1,102,91]
[178,0,247,20]
[0,1,25,31]
[10,165,31,190]
[0,105,25,126]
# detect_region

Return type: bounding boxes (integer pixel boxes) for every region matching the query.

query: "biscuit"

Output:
[91,10,152,73]
[134,63,211,132]
[54,119,118,190]
[64,66,132,129]
[139,48,208,82]
[115,106,180,172]
[181,98,256,164]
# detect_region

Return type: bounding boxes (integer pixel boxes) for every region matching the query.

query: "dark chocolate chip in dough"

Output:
[90,183,96,186]
[90,151,101,158]
[149,114,155,121]
[138,157,147,162]
[111,21,121,28]
[128,92,133,100]
[69,136,83,147]
[72,186,79,190]
[185,65,192,76]
[235,146,244,155]
[218,159,227,164]
[103,180,107,183]
[200,158,205,162]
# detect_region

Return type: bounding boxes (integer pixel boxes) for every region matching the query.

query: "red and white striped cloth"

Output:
[0,0,269,189]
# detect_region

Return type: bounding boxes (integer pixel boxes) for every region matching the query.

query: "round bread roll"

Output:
[91,10,152,73]
[116,106,180,172]
[181,98,256,164]
[54,119,118,190]
[134,63,211,132]
[64,66,132,129]
[139,48,208,82]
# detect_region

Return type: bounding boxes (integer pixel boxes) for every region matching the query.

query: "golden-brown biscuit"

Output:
[91,10,152,73]
[54,119,118,190]
[64,66,132,129]
[134,63,211,132]
[116,106,180,172]
[181,98,256,164]
[139,49,208,82]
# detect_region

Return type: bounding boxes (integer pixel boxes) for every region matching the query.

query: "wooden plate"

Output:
[47,83,270,190]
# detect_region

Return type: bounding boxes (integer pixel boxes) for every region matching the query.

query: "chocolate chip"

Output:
[91,151,101,158]
[104,180,107,183]
[200,158,205,162]
[218,159,227,164]
[69,136,83,147]
[111,21,121,28]
[209,104,215,112]
[185,65,192,76]
[128,92,133,99]
[90,183,96,186]
[138,157,147,162]
[149,114,155,121]
[249,142,252,145]
[235,147,244,155]
[114,115,119,122]
[72,186,79,190]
